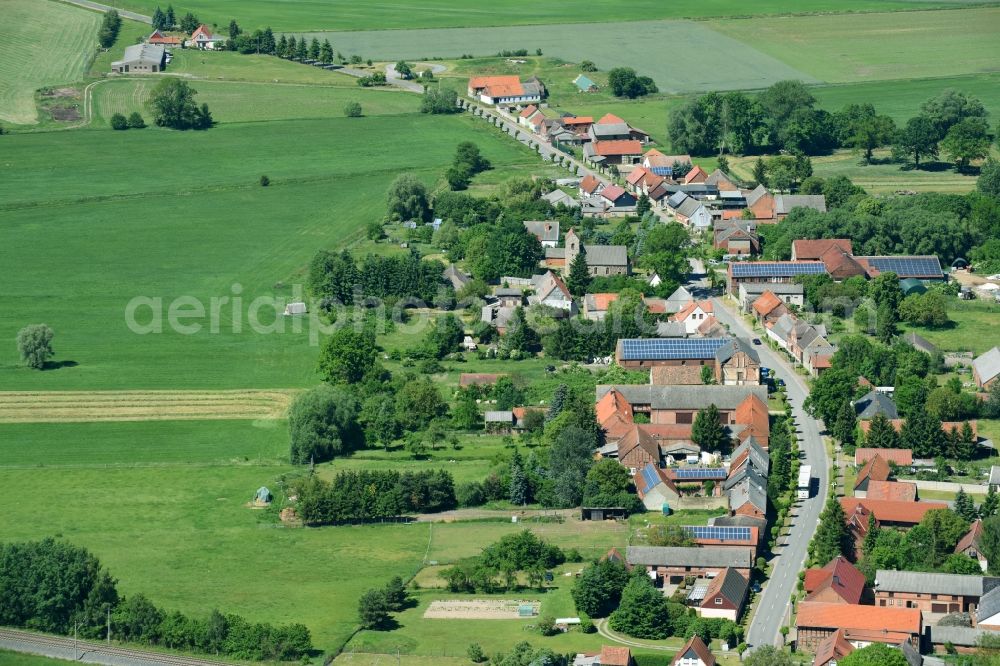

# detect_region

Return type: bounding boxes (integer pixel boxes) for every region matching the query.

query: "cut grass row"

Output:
[0,389,295,423]
[0,0,100,125]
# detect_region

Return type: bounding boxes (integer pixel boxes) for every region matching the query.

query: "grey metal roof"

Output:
[705,169,738,188]
[715,337,760,365]
[713,514,768,529]
[973,347,1000,385]
[739,282,804,296]
[591,122,631,137]
[676,197,706,219]
[990,465,1000,486]
[114,43,164,66]
[774,194,826,214]
[542,189,579,208]
[978,585,1000,622]
[484,411,514,423]
[585,244,628,267]
[927,625,996,647]
[655,321,688,338]
[731,437,770,475]
[626,545,753,568]
[667,192,689,209]
[523,220,559,243]
[443,264,471,289]
[596,384,767,412]
[745,184,768,206]
[724,465,766,492]
[545,247,566,259]
[728,475,767,513]
[710,566,749,605]
[874,570,1000,596]
[854,390,899,419]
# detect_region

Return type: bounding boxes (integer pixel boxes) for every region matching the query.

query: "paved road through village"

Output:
[709,289,829,650]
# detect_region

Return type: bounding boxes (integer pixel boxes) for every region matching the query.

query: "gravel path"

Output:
[61,0,151,23]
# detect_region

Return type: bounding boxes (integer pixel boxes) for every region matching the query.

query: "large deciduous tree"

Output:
[941,117,991,171]
[894,116,939,168]
[16,324,54,369]
[148,78,211,130]
[385,174,430,222]
[288,384,361,464]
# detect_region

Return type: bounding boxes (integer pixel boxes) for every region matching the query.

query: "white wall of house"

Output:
[698,605,738,621]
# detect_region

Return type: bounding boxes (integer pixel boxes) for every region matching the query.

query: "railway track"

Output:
[0,627,235,666]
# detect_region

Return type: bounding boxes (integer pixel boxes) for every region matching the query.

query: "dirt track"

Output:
[0,389,295,423]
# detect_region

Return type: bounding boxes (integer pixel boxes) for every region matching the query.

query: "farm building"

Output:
[467,75,544,106]
[573,74,598,92]
[111,44,165,74]
[189,24,224,49]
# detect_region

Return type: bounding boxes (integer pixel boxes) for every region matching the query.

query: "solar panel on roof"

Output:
[730,262,826,278]
[683,525,752,541]
[619,337,728,361]
[864,256,942,278]
[640,465,660,492]
[674,467,728,480]
[650,166,673,176]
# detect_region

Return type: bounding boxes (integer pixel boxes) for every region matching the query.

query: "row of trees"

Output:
[294,469,456,523]
[308,246,451,306]
[0,539,311,661]
[110,112,145,130]
[150,5,200,33]
[669,84,994,170]
[97,9,121,48]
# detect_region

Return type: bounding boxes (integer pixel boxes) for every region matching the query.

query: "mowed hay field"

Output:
[0,389,295,424]
[710,7,1000,83]
[0,114,540,391]
[0,0,100,125]
[111,0,987,31]
[94,78,419,125]
[298,20,818,93]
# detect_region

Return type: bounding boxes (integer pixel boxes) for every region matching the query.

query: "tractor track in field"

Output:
[0,389,296,423]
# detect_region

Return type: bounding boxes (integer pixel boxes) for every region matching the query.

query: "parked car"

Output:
[752,338,762,345]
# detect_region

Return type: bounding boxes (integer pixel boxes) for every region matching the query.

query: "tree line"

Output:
[0,538,311,661]
[308,246,451,307]
[293,469,456,524]
[440,530,568,593]
[97,9,121,48]
[151,5,199,33]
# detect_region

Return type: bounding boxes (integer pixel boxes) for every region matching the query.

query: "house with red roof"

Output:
[588,113,651,144]
[804,557,866,604]
[751,291,789,325]
[957,520,989,572]
[467,75,544,106]
[585,140,645,166]
[841,497,947,527]
[579,174,604,197]
[854,454,891,497]
[672,300,714,335]
[865,480,917,502]
[683,165,708,184]
[189,24,224,49]
[573,645,634,666]
[671,636,715,666]
[854,448,913,466]
[813,629,855,666]
[791,239,853,261]
[147,29,181,47]
[695,566,749,621]
[796,602,922,652]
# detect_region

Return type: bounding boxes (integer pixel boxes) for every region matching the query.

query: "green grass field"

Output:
[93,78,418,126]
[899,300,1000,354]
[0,114,540,390]
[107,0,992,31]
[296,20,817,93]
[0,0,100,125]
[0,652,73,666]
[710,7,1000,84]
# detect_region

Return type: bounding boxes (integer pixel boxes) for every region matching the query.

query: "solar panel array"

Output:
[730,262,826,278]
[863,256,942,278]
[683,525,752,541]
[619,337,729,361]
[650,166,673,177]
[673,467,728,480]
[639,465,660,493]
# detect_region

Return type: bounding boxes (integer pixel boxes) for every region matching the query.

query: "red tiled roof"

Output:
[597,113,626,125]
[735,394,770,442]
[627,166,651,186]
[792,239,853,261]
[643,297,667,314]
[468,75,521,90]
[854,448,913,466]
[752,291,783,317]
[865,480,917,502]
[600,646,632,666]
[796,602,921,635]
[600,184,628,201]
[484,83,525,97]
[593,140,643,156]
[683,165,708,184]
[840,497,948,525]
[804,556,866,604]
[813,629,855,666]
[596,388,633,426]
[563,116,594,125]
[673,299,713,322]
[956,519,984,554]
[580,174,601,194]
[672,636,715,666]
[856,455,891,488]
[518,105,537,118]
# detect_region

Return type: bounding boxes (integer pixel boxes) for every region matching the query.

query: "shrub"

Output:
[580,60,597,72]
[110,113,128,130]
[259,175,270,187]
[127,112,145,128]
[467,643,487,663]
[344,101,362,117]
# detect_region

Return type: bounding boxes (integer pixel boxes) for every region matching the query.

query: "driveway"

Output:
[711,298,829,649]
[61,0,151,23]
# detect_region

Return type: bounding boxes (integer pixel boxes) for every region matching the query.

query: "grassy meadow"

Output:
[107,0,991,31]
[710,7,1000,84]
[0,0,100,125]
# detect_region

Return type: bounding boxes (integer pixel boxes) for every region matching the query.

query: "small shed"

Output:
[900,278,927,296]
[284,302,307,316]
[580,507,629,521]
[573,74,598,92]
